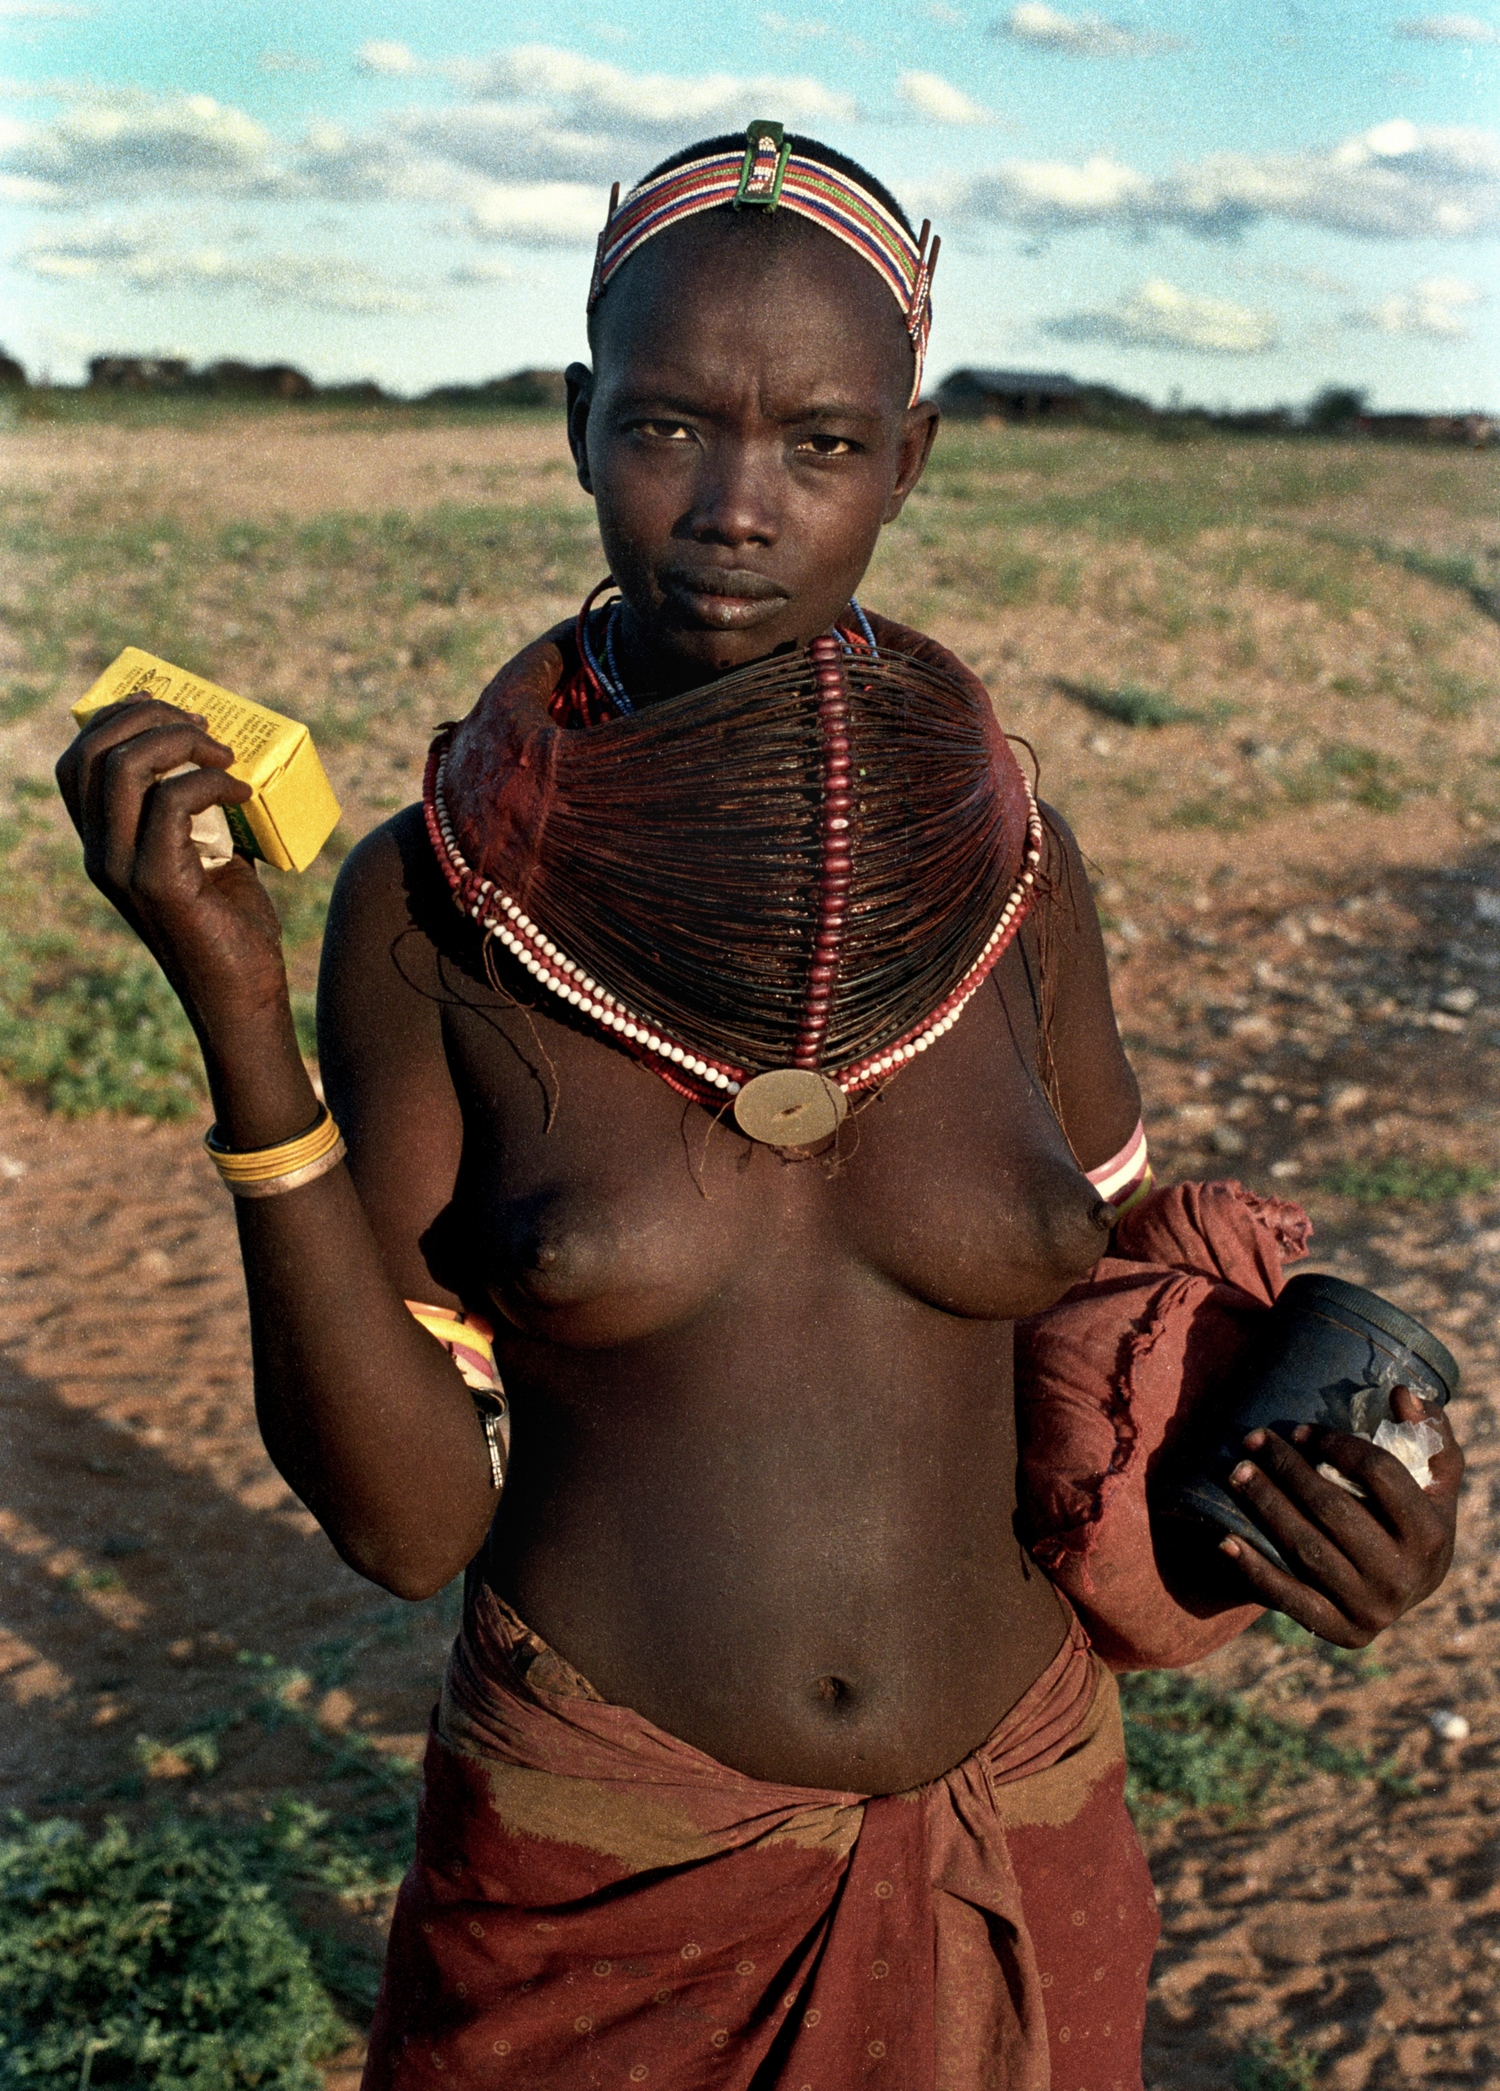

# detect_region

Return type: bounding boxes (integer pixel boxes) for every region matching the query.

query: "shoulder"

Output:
[321,804,479,1014]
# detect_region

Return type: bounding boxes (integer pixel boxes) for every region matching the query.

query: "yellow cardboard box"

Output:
[71,647,340,874]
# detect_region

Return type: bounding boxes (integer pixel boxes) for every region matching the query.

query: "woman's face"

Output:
[567,213,939,691]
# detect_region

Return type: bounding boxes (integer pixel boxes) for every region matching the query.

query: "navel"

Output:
[809,1674,857,1717]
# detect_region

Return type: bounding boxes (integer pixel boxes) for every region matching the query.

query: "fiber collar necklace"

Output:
[424,611,1042,1147]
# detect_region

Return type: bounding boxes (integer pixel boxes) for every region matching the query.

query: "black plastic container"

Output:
[1177,1272,1459,1569]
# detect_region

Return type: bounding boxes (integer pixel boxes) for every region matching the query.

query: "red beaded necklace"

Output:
[425,612,1043,1143]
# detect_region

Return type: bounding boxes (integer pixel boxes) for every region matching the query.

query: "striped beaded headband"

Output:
[587,121,939,406]
[423,633,1043,1139]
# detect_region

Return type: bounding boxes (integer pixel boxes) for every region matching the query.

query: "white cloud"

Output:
[443,45,856,134]
[946,119,1500,238]
[465,180,604,245]
[927,1,967,19]
[898,70,993,123]
[1394,13,1500,42]
[17,222,422,310]
[1,90,276,201]
[448,255,514,283]
[356,39,423,76]
[996,4,1185,56]
[0,3,93,17]
[1347,273,1482,337]
[1047,276,1278,352]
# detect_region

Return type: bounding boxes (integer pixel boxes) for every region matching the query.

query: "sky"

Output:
[1,0,1496,408]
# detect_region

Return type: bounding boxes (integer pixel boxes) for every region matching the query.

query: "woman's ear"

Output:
[565,363,595,493]
[882,401,941,524]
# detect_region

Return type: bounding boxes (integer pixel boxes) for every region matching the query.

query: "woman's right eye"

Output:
[633,420,696,442]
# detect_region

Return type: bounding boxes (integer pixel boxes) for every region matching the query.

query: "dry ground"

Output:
[1,406,1498,2086]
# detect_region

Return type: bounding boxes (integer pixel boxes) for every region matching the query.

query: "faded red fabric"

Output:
[363,1589,1158,2091]
[1015,1179,1312,1671]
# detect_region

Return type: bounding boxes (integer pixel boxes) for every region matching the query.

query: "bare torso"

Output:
[332,808,1127,1792]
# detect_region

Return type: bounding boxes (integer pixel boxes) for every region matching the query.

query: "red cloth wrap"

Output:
[363,1590,1158,2091]
[1016,1179,1312,1672]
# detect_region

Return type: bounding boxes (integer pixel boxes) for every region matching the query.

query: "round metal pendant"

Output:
[733,1068,849,1147]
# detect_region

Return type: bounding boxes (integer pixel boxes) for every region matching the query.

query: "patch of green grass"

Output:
[1167,796,1254,832]
[0,1812,345,2091]
[0,936,205,1119]
[1119,1669,1381,1822]
[1253,1611,1386,1678]
[1233,2032,1324,2090]
[1055,679,1203,728]
[1322,1157,1500,1202]
[1280,743,1407,814]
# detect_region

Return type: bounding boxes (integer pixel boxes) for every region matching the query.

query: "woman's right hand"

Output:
[55,698,292,1043]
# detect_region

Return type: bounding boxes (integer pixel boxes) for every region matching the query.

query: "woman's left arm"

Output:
[1021,803,1142,1175]
[1029,806,1464,1643]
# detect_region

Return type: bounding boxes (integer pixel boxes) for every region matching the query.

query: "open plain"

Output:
[1,402,1497,2087]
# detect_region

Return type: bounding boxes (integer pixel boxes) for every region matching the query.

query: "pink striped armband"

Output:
[1086,1120,1153,1217]
[405,1300,509,1491]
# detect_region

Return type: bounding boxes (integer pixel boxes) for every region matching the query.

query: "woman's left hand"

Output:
[1220,1383,1463,1645]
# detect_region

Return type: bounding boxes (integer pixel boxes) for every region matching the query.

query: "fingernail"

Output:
[1242,1430,1266,1450]
[1230,1462,1254,1487]
[1219,1537,1242,1558]
[1292,1424,1311,1443]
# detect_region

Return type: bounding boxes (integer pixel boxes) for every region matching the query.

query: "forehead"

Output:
[590,210,914,403]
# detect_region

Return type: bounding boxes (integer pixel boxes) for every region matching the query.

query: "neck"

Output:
[612,602,866,706]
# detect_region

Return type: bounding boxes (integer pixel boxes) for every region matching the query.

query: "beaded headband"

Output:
[587,121,939,406]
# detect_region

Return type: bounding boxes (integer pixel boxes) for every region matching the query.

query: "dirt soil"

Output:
[1,414,1498,2087]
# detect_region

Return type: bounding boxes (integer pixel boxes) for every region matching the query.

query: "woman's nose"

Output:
[681,447,779,548]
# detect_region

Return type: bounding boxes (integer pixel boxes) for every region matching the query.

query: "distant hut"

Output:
[88,356,189,391]
[422,369,570,409]
[1355,410,1496,448]
[199,360,316,399]
[0,348,27,390]
[934,369,1084,422]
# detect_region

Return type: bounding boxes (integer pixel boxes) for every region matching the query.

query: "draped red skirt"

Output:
[363,1588,1158,2091]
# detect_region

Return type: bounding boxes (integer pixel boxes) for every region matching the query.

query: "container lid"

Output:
[1280,1272,1460,1400]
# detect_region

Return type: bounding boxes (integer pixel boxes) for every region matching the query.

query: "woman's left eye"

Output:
[637,421,694,441]
[797,434,856,457]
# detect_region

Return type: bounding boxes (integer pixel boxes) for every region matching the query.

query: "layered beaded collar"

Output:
[424,610,1042,1144]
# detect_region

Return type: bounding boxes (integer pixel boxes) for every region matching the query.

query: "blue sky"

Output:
[1,0,1496,407]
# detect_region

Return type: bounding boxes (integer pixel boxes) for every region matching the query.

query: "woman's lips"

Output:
[662,568,789,628]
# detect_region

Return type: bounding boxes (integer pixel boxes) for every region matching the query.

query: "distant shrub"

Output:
[1054,678,1203,727]
[0,1813,342,2091]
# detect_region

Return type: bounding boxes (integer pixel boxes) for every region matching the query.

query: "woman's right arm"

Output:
[57,702,499,1597]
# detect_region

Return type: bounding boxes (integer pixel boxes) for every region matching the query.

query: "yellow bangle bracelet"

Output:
[204,1104,346,1198]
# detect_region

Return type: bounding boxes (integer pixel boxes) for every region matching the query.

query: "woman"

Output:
[59,127,1459,2090]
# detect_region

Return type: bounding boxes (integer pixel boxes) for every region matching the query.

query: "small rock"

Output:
[1323,1082,1368,1118]
[1428,1010,1466,1032]
[1270,1159,1302,1180]
[1177,1102,1217,1127]
[1428,1709,1470,1743]
[0,1154,24,1180]
[1437,986,1479,1015]
[1086,733,1113,756]
[1474,889,1500,925]
[318,1687,357,1731]
[1212,1125,1248,1157]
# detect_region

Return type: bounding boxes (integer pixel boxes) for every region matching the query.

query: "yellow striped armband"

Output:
[405,1300,509,1491]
